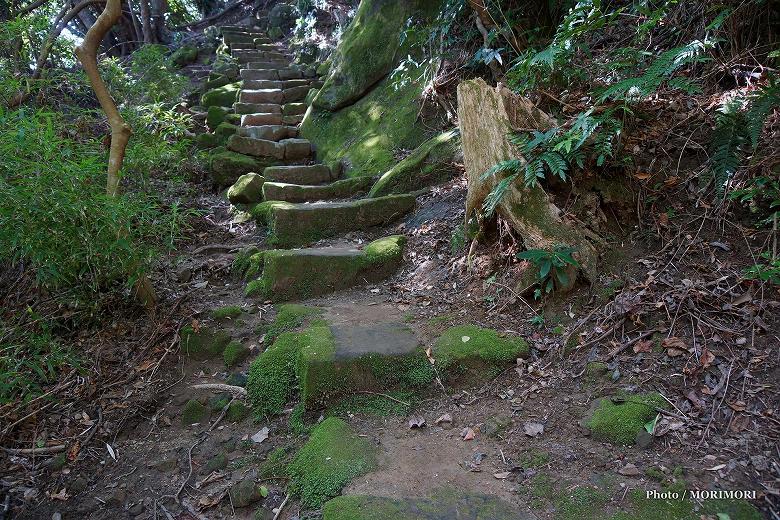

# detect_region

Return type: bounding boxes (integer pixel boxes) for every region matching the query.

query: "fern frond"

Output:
[710,104,747,194]
[524,159,545,187]
[540,151,568,181]
[746,80,780,149]
[482,173,519,216]
[480,159,522,181]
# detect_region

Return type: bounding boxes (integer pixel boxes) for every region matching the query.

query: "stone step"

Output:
[244,60,289,70]
[223,34,256,44]
[241,68,304,81]
[241,113,284,126]
[282,102,308,116]
[220,25,265,33]
[229,42,256,50]
[232,50,290,62]
[228,135,312,160]
[261,177,374,203]
[244,235,407,301]
[252,194,416,247]
[237,125,298,142]
[262,164,334,184]
[243,78,313,90]
[239,88,283,104]
[234,102,282,115]
[255,43,284,52]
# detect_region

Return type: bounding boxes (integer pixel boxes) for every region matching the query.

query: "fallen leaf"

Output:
[634,172,651,180]
[67,441,80,462]
[105,443,116,461]
[434,413,452,425]
[462,427,475,441]
[523,422,544,437]
[408,416,426,429]
[251,427,269,444]
[662,337,689,357]
[425,347,435,365]
[197,490,227,510]
[49,488,69,501]
[136,359,155,372]
[728,401,746,412]
[633,340,653,354]
[493,471,511,479]
[658,212,670,227]
[461,336,471,343]
[191,319,200,333]
[700,348,715,368]
[686,390,705,409]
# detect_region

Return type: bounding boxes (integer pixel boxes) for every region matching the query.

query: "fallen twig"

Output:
[191,384,247,396]
[273,493,290,520]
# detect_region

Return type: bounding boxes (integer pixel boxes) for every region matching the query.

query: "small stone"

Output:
[635,431,653,449]
[618,463,641,476]
[181,399,209,425]
[229,479,263,508]
[108,488,126,505]
[128,502,144,515]
[69,477,88,494]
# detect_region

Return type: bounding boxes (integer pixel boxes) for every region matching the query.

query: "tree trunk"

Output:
[139,0,153,42]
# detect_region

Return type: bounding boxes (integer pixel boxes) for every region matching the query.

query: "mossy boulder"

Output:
[181,399,209,425]
[203,452,228,474]
[206,105,231,129]
[195,132,222,149]
[228,173,266,204]
[215,122,239,140]
[204,73,232,90]
[287,417,377,509]
[584,393,666,445]
[268,3,298,36]
[201,81,242,108]
[322,490,521,520]
[369,130,460,197]
[245,235,407,301]
[170,44,198,68]
[225,401,249,422]
[224,340,250,368]
[180,325,231,360]
[313,0,431,111]
[209,148,276,187]
[229,479,265,508]
[433,325,529,380]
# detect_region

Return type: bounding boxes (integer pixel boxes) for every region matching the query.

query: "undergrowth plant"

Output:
[517,245,580,298]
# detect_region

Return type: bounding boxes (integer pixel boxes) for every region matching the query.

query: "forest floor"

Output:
[2,25,779,520]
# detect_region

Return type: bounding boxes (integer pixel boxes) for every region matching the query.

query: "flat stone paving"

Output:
[331,323,420,359]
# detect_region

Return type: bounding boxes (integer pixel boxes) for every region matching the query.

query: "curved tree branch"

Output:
[13,0,51,17]
[169,0,246,31]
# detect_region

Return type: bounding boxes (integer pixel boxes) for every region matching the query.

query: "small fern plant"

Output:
[517,245,580,299]
[480,107,624,216]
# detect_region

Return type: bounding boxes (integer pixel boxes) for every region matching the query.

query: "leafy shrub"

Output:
[0,108,185,300]
[517,245,580,298]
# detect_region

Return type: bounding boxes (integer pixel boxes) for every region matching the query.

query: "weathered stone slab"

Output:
[239,88,283,104]
[253,194,416,247]
[241,113,284,126]
[245,60,288,69]
[282,114,305,125]
[282,102,308,116]
[245,236,406,301]
[261,177,373,202]
[228,135,285,159]
[278,68,304,80]
[227,173,265,204]
[230,42,256,50]
[263,164,333,184]
[332,322,419,359]
[233,102,282,114]
[280,138,312,159]
[282,85,310,103]
[240,69,278,81]
[238,125,297,141]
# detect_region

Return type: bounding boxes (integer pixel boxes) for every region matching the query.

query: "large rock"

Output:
[312,0,432,111]
[201,82,242,108]
[209,148,276,187]
[369,129,460,197]
[267,3,298,37]
[228,173,265,204]
[457,78,597,282]
[170,44,198,68]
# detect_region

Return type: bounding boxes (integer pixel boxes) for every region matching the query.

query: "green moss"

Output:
[209,148,274,187]
[556,486,609,520]
[287,417,377,509]
[233,246,260,276]
[201,81,242,108]
[211,305,242,320]
[170,44,198,68]
[520,449,550,469]
[180,325,231,360]
[265,304,322,342]
[644,466,666,482]
[584,361,609,383]
[251,200,293,225]
[246,331,307,418]
[328,391,415,418]
[204,73,232,90]
[181,399,208,425]
[259,447,290,479]
[368,130,459,197]
[224,341,250,368]
[195,132,223,149]
[585,393,666,445]
[228,173,265,205]
[433,325,529,377]
[215,122,239,140]
[226,401,249,422]
[288,402,310,435]
[204,452,228,473]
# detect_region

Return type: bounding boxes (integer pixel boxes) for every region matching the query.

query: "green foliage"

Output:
[0,318,80,404]
[0,109,186,299]
[517,245,580,297]
[743,251,780,285]
[586,393,666,445]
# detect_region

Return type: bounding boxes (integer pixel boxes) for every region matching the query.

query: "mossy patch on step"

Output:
[180,325,231,360]
[207,105,231,129]
[170,44,198,68]
[287,417,377,509]
[224,341,250,368]
[584,393,666,445]
[181,399,209,425]
[201,81,242,108]
[228,173,265,204]
[245,235,407,301]
[263,304,322,343]
[210,305,243,321]
[369,129,460,197]
[209,147,276,187]
[322,489,526,520]
[433,325,529,380]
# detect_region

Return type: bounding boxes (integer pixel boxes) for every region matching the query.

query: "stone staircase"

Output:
[211,25,415,301]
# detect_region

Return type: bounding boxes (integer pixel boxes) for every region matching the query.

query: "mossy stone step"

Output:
[238,124,298,141]
[252,194,416,247]
[244,60,289,70]
[281,85,311,103]
[228,135,312,160]
[229,42,256,50]
[240,113,284,126]
[234,102,282,115]
[283,102,308,116]
[244,235,406,301]
[262,177,373,202]
[262,164,334,184]
[223,34,258,44]
[322,492,530,520]
[241,68,304,81]
[239,88,283,104]
[244,78,314,90]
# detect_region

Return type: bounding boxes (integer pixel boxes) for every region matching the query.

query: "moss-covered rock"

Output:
[229,479,265,508]
[584,393,666,445]
[209,148,275,187]
[206,105,231,129]
[228,173,266,204]
[211,305,242,320]
[287,417,377,509]
[195,132,222,149]
[369,130,460,197]
[201,81,242,108]
[226,401,249,422]
[180,325,231,360]
[253,194,416,248]
[204,73,232,90]
[214,122,239,141]
[224,340,250,368]
[170,44,198,68]
[245,235,407,301]
[433,325,529,380]
[264,304,322,342]
[181,399,208,425]
[313,0,432,111]
[203,452,227,474]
